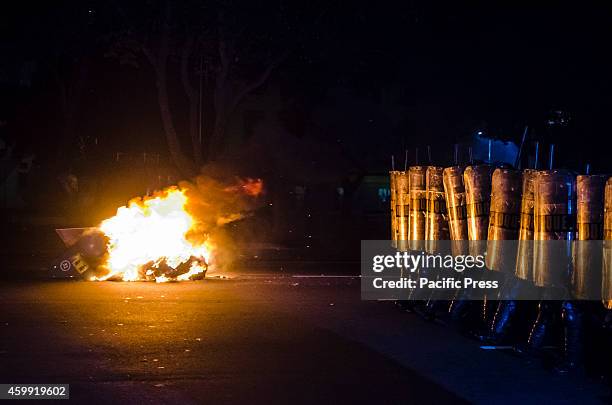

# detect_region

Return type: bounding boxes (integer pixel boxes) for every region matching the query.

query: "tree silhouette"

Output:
[109,0,322,177]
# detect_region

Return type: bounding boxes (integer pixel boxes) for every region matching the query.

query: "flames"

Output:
[224,178,264,196]
[96,187,211,282]
[92,177,264,282]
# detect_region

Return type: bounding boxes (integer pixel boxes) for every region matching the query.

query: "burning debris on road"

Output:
[96,187,210,282]
[53,177,264,282]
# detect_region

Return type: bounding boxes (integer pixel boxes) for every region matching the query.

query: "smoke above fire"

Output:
[94,176,264,282]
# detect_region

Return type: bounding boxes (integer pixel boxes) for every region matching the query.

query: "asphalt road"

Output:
[0,273,608,404]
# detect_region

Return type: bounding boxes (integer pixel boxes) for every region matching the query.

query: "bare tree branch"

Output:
[181,35,196,100]
[228,48,290,114]
[141,45,156,68]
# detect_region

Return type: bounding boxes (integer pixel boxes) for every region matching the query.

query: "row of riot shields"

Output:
[389,165,612,368]
[390,167,612,305]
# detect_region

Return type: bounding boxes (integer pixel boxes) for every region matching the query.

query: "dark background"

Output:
[1,1,611,255]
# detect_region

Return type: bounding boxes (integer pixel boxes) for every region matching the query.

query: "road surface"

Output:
[0,272,608,404]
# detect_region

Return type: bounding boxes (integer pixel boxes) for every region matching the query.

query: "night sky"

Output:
[1,1,611,175]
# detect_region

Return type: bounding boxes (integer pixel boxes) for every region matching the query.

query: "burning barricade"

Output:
[52,177,263,282]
